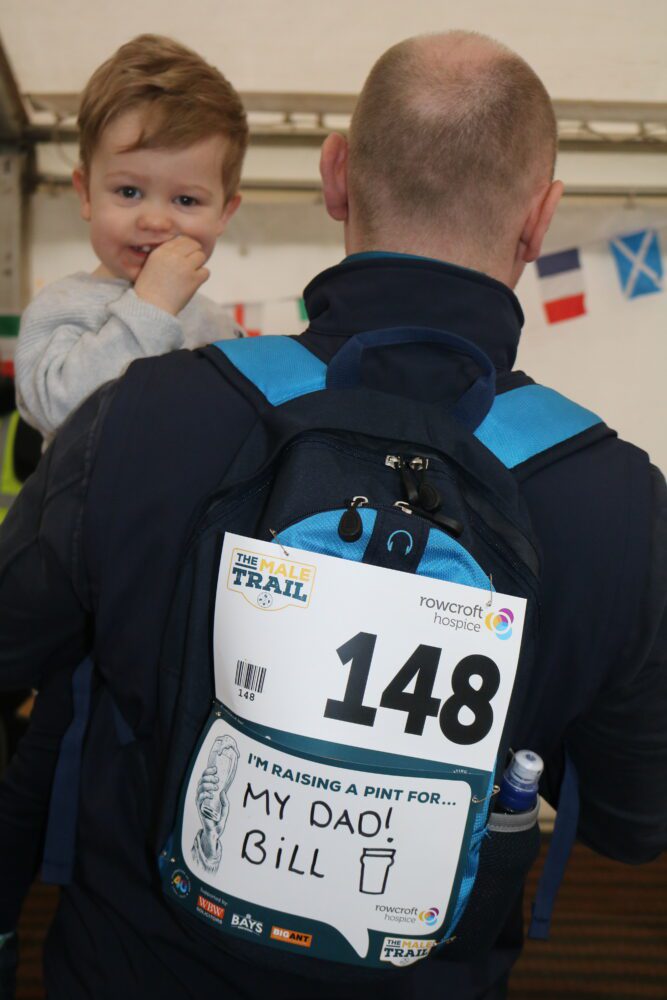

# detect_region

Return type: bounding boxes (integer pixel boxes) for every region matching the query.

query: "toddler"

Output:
[0,35,250,990]
[16,34,248,444]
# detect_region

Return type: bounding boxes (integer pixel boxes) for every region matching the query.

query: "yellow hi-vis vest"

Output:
[0,411,22,523]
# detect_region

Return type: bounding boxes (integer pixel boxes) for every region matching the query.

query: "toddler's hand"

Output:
[133,236,209,315]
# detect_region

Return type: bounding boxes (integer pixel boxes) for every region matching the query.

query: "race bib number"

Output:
[167,533,526,968]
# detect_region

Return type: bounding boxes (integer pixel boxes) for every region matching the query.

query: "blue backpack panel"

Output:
[150,329,605,974]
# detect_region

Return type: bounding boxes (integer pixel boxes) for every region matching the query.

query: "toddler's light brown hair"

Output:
[78,34,248,202]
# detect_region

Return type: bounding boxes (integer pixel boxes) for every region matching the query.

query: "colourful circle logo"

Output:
[171,870,191,897]
[485,607,514,640]
[419,907,440,926]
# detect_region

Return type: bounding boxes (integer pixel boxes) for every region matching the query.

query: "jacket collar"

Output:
[302,254,524,372]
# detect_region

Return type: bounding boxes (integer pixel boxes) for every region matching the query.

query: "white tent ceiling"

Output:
[0,0,665,219]
[1,0,666,100]
[2,0,667,200]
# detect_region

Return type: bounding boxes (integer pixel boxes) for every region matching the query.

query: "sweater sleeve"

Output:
[179,293,245,348]
[15,283,185,440]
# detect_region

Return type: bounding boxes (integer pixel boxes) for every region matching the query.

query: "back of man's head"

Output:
[347,32,557,269]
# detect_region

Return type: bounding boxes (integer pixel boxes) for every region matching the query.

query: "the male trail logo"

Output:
[227,546,316,611]
[192,735,240,874]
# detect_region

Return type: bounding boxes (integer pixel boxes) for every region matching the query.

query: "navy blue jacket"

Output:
[0,256,665,999]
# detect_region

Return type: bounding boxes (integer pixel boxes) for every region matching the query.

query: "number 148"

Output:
[324,631,500,746]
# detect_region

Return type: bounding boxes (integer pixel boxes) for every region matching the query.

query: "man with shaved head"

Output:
[324,32,561,287]
[0,31,664,1000]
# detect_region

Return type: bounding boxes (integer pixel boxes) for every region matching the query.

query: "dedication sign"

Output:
[173,533,526,968]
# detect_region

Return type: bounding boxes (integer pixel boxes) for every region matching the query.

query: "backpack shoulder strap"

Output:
[212,336,613,471]
[213,336,326,406]
[474,383,611,474]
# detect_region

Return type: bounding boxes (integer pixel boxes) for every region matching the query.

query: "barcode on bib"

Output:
[235,660,266,694]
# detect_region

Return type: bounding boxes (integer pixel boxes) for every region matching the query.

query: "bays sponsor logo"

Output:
[270,925,313,948]
[227,547,316,611]
[230,912,264,935]
[380,937,437,967]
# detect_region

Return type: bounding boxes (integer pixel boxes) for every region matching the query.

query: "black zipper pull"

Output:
[338,496,368,542]
[386,455,420,506]
[410,456,442,513]
[427,509,464,538]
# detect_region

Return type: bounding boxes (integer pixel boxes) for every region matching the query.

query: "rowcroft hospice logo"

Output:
[227,546,316,611]
[419,907,440,926]
[484,607,514,640]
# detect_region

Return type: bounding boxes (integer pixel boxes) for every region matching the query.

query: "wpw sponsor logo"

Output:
[197,895,225,921]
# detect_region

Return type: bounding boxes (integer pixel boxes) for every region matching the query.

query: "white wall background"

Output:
[28,186,667,469]
[2,0,666,469]
[3,0,667,100]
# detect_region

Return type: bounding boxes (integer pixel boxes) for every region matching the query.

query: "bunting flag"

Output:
[535,249,586,324]
[0,315,19,378]
[609,230,663,299]
[233,302,264,338]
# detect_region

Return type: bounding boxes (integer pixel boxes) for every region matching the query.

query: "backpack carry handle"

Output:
[325,327,496,430]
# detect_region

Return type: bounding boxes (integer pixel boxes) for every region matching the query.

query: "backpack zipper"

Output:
[337,496,369,542]
[385,454,464,538]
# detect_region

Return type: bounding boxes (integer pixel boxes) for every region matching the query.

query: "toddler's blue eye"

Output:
[176,195,199,207]
[118,186,140,199]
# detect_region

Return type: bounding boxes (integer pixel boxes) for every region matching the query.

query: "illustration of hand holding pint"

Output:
[192,735,239,873]
[359,848,396,894]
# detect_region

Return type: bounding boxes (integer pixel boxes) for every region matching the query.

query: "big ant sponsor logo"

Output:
[270,925,313,948]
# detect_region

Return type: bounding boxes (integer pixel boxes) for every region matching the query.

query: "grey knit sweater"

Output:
[16,272,243,443]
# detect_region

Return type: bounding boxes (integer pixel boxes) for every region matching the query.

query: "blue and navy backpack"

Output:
[146,327,607,975]
[40,327,608,973]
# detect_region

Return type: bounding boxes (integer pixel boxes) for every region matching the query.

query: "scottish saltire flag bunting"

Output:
[609,230,663,299]
[535,249,586,324]
[233,302,264,337]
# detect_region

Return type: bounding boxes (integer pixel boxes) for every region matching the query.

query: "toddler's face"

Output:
[73,108,238,283]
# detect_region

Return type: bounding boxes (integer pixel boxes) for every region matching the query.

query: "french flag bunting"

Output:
[233,302,264,337]
[535,248,586,324]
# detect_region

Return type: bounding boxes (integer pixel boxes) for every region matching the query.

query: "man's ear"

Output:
[518,180,564,264]
[72,167,92,222]
[218,193,242,235]
[320,133,349,223]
